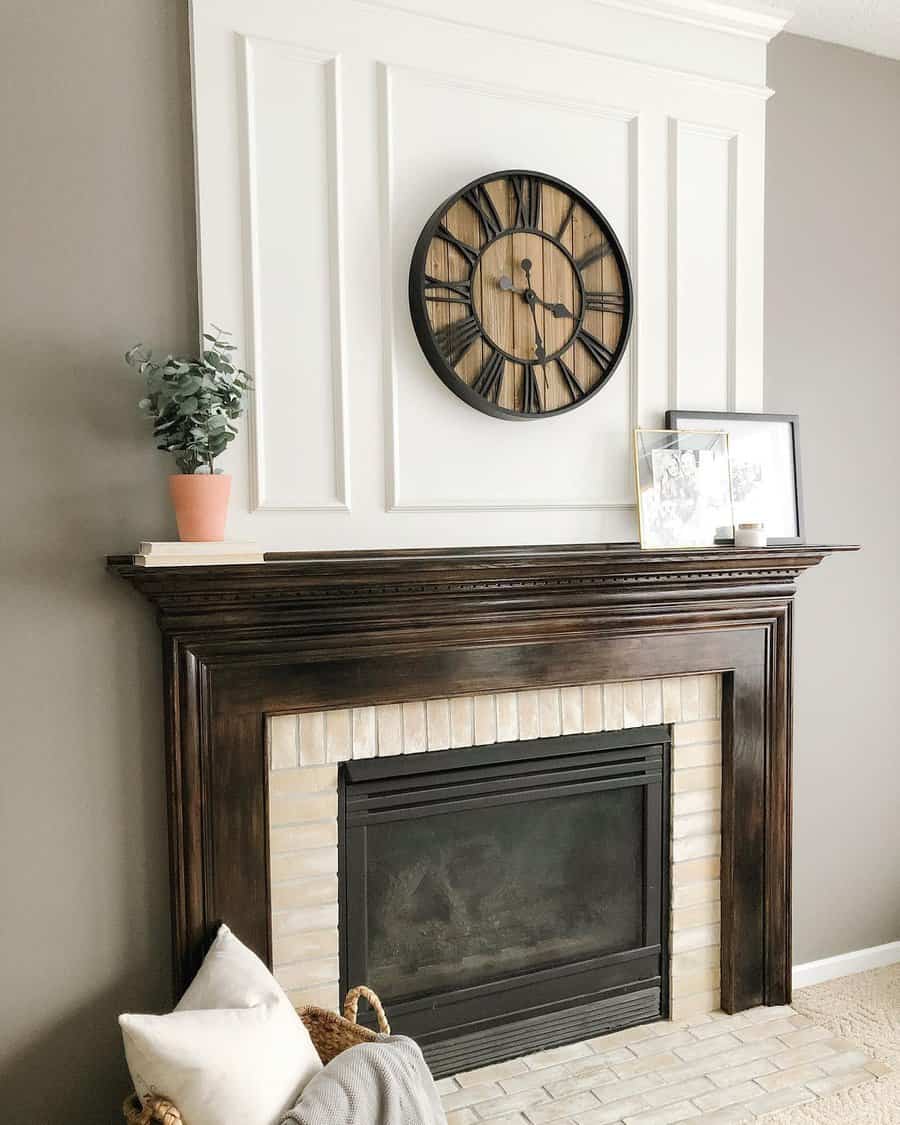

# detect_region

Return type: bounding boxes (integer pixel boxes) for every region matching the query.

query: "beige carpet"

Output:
[763,964,899,1124]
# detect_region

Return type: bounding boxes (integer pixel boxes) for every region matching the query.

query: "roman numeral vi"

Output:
[521,364,543,414]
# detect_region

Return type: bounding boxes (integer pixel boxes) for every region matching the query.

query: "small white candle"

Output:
[735,522,767,548]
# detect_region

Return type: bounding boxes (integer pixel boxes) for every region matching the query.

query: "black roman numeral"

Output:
[579,329,614,371]
[511,175,541,229]
[436,224,479,267]
[424,275,472,305]
[575,241,612,272]
[583,291,625,314]
[556,198,576,242]
[472,349,505,402]
[521,363,543,414]
[463,185,502,240]
[557,356,584,401]
[434,315,481,367]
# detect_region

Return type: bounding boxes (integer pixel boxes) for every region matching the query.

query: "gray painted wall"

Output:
[0,2,195,1121]
[766,33,900,962]
[0,8,897,1121]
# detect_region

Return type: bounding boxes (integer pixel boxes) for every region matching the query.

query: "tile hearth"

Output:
[437,1005,888,1125]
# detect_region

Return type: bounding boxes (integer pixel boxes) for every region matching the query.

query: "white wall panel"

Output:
[190,0,779,550]
[385,66,637,510]
[241,38,348,510]
[670,120,737,414]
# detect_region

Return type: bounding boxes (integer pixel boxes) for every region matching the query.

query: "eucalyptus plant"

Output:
[125,326,252,474]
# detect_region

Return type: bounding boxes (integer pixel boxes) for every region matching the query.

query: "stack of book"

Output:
[133,541,266,567]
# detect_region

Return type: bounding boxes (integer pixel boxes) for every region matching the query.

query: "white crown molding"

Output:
[793,940,900,989]
[587,0,793,42]
[356,0,780,96]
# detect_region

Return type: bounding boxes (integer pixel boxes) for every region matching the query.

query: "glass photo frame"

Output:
[666,411,804,544]
[634,429,733,549]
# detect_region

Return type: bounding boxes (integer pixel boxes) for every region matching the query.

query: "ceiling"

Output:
[774,0,900,60]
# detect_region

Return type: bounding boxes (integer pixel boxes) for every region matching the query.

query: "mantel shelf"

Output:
[108,543,858,631]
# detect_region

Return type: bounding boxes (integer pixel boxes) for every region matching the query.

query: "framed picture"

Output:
[665,411,804,544]
[633,429,733,549]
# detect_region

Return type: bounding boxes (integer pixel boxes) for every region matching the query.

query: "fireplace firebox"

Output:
[340,727,671,1075]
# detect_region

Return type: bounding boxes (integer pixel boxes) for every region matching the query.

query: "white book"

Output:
[138,540,260,555]
[134,553,265,568]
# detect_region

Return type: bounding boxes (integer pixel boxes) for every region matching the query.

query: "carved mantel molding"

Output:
[109,543,856,1012]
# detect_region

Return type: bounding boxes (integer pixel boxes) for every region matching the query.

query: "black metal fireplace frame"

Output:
[339,725,671,1075]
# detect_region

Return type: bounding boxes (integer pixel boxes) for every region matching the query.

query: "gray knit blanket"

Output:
[280,1035,447,1125]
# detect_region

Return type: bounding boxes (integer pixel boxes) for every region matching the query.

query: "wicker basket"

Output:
[122,986,391,1125]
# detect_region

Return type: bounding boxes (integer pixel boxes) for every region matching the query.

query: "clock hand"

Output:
[498,275,525,293]
[517,260,552,370]
[536,296,573,319]
[498,276,573,318]
[524,289,547,364]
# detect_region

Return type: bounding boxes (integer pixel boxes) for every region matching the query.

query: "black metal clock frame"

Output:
[408,169,634,420]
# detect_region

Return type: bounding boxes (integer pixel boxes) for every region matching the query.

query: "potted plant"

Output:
[125,326,252,541]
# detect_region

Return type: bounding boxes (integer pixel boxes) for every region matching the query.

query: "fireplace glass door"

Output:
[340,727,669,1075]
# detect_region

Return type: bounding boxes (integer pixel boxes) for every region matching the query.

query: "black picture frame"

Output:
[665,410,805,545]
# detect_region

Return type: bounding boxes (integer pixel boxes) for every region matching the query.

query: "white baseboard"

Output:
[793,940,900,989]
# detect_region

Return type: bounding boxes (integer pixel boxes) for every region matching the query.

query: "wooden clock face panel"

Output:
[408,171,633,419]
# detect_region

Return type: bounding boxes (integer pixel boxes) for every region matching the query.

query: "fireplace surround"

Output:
[109,542,854,1035]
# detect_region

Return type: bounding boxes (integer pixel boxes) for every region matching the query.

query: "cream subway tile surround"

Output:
[375,703,403,757]
[583,684,605,733]
[299,711,325,765]
[642,680,663,725]
[268,675,724,1023]
[473,693,498,745]
[602,682,625,732]
[269,714,299,769]
[351,706,376,759]
[496,692,519,742]
[561,686,584,735]
[324,707,351,762]
[402,700,427,753]
[451,695,475,747]
[623,681,644,729]
[517,690,541,740]
[426,698,451,751]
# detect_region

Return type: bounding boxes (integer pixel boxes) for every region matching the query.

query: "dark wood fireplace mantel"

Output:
[109,542,855,1015]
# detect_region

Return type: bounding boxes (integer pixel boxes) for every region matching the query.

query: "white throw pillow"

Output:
[120,925,322,1125]
[177,923,300,1012]
[120,1002,312,1125]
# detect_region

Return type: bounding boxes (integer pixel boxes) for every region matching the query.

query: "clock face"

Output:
[408,170,633,419]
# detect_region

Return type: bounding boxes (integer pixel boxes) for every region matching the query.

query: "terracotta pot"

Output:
[168,473,232,542]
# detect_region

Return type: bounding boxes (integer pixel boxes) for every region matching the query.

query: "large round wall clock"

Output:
[409,170,633,420]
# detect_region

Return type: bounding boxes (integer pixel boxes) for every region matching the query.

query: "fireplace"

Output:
[108,542,854,1044]
[340,728,669,1074]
